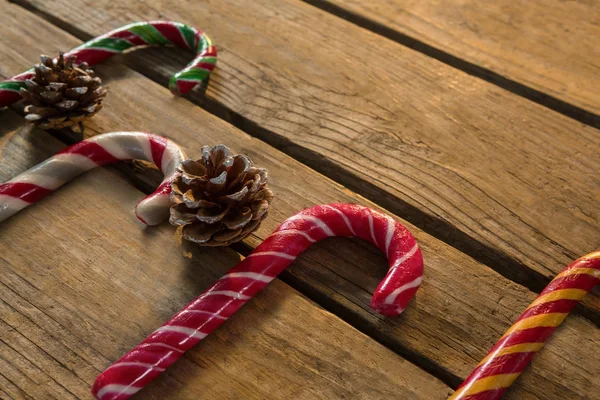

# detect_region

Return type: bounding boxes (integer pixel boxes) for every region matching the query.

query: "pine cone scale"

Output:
[213,228,243,242]
[40,91,62,103]
[181,191,218,209]
[223,207,253,230]
[170,203,198,225]
[195,206,229,224]
[65,87,88,98]
[181,223,221,244]
[217,186,249,204]
[24,113,43,122]
[206,171,227,193]
[23,105,58,118]
[56,100,79,111]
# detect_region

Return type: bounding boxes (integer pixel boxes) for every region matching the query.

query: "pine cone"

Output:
[20,53,107,129]
[170,145,273,246]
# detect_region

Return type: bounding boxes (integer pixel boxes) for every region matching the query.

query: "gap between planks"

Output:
[6,68,597,396]
[5,0,600,326]
[300,0,599,128]
[5,122,465,391]
[1,4,599,398]
[0,114,453,399]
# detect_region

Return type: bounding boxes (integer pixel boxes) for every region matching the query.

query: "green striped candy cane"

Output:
[0,21,217,108]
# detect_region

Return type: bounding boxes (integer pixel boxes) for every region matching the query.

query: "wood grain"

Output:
[16,0,600,308]
[0,117,450,400]
[315,0,600,116]
[1,5,598,399]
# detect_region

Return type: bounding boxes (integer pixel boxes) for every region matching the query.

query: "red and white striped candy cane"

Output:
[92,203,424,400]
[0,131,185,225]
[0,21,217,108]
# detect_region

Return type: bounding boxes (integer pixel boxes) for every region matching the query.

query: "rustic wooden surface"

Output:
[17,0,600,316]
[315,0,600,116]
[0,120,451,400]
[0,0,599,399]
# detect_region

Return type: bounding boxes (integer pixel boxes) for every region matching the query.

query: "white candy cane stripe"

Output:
[323,204,357,235]
[178,309,228,320]
[199,290,251,301]
[136,342,184,353]
[93,204,424,400]
[384,217,395,257]
[95,384,139,400]
[154,325,207,340]
[286,214,335,237]
[107,362,166,372]
[384,276,424,305]
[271,229,316,243]
[367,211,378,246]
[390,243,420,270]
[246,251,297,260]
[0,195,29,221]
[0,132,186,226]
[220,272,275,283]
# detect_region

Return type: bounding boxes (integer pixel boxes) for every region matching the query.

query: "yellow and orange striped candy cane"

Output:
[450,250,600,400]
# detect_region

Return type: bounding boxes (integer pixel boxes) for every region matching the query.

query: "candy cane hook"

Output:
[0,131,186,225]
[0,21,217,108]
[92,203,424,400]
[450,251,600,400]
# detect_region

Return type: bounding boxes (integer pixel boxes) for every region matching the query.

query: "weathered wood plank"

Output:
[1,4,599,399]
[314,0,600,116]
[0,117,450,399]
[17,0,600,311]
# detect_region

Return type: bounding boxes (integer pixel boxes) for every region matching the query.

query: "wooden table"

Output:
[1,0,598,399]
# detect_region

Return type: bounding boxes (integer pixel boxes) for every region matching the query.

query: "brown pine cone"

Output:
[170,144,273,246]
[20,53,107,129]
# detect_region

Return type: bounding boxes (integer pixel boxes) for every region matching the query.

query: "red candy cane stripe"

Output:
[92,203,424,400]
[0,132,186,225]
[0,21,217,108]
[450,251,600,399]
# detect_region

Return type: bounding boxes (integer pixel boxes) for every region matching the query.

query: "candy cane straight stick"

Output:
[0,21,217,108]
[450,251,600,400]
[0,131,186,225]
[92,203,424,400]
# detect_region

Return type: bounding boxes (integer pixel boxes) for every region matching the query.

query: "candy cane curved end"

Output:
[91,203,424,400]
[0,21,217,108]
[0,131,186,226]
[450,251,600,400]
[288,203,425,316]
